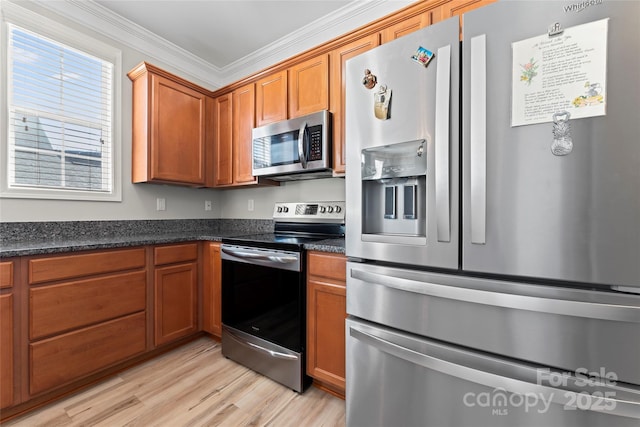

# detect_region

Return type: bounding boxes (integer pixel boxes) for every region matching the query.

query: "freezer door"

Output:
[346,317,640,427]
[345,17,460,269]
[462,1,640,287]
[347,261,640,386]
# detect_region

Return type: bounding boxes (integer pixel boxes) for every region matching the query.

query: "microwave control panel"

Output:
[308,125,323,161]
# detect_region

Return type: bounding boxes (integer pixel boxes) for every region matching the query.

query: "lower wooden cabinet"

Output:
[29,312,146,395]
[0,260,14,409]
[154,243,198,346]
[202,242,222,337]
[306,251,347,396]
[0,293,14,408]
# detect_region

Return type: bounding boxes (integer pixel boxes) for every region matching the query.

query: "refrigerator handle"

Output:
[470,34,487,244]
[350,268,640,322]
[435,44,451,243]
[348,324,640,419]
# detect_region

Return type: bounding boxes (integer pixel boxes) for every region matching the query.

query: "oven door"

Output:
[221,244,308,392]
[221,244,303,351]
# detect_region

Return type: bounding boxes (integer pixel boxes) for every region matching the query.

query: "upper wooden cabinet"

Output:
[381,12,432,43]
[128,62,209,187]
[213,92,234,186]
[233,84,259,185]
[213,84,277,188]
[288,54,329,118]
[256,70,288,126]
[330,34,380,175]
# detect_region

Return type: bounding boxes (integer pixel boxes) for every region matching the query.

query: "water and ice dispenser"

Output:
[361,139,427,239]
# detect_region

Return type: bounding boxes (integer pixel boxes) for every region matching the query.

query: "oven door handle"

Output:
[226,328,298,360]
[221,247,297,264]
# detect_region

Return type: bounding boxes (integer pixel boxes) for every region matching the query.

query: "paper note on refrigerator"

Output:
[511,19,608,127]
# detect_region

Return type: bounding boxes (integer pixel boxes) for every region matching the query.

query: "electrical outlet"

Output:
[156,198,166,211]
[248,199,254,211]
[205,200,212,211]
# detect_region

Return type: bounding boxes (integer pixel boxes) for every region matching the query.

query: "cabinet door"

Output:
[330,34,380,175]
[288,55,329,118]
[213,93,233,186]
[233,83,257,185]
[306,252,347,395]
[0,293,13,408]
[151,73,206,185]
[154,262,198,346]
[381,13,431,43]
[256,70,288,126]
[30,313,146,396]
[203,243,222,337]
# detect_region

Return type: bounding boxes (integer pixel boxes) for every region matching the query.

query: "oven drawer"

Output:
[222,325,305,392]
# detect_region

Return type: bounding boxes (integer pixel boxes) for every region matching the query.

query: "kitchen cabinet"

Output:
[380,11,433,43]
[128,62,210,187]
[202,242,222,337]
[256,70,288,126]
[213,92,234,186]
[288,54,329,118]
[26,248,147,396]
[329,34,380,175]
[233,83,259,184]
[0,261,15,409]
[306,251,347,397]
[256,55,329,125]
[213,86,278,188]
[154,243,198,346]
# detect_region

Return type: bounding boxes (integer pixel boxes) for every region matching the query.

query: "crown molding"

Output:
[19,0,409,90]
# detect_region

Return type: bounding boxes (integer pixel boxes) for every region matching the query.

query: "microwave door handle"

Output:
[298,121,308,169]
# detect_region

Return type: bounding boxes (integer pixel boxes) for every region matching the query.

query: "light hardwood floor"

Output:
[4,337,346,427]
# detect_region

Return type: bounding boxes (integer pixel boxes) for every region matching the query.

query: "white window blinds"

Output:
[7,24,114,194]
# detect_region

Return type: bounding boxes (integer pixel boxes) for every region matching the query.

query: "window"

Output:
[1,4,121,201]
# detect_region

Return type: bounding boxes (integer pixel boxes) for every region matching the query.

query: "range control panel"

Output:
[273,201,345,223]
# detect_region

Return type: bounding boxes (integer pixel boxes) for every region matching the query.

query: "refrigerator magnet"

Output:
[411,46,434,67]
[374,85,392,120]
[362,69,377,89]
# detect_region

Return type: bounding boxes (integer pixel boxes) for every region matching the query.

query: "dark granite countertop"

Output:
[0,219,345,257]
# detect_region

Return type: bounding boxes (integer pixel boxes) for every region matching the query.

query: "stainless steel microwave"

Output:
[252,110,332,180]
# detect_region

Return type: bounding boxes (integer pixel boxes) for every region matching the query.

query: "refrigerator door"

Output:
[347,261,640,387]
[346,317,640,427]
[345,17,460,269]
[462,1,640,287]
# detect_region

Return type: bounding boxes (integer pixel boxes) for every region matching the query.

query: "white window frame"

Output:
[0,2,122,201]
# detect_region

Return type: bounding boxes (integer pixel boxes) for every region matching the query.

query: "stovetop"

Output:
[222,201,345,252]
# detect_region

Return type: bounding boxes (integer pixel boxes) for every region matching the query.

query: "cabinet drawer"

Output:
[154,243,198,266]
[308,252,346,282]
[30,271,147,340]
[0,261,13,289]
[29,312,146,395]
[29,248,146,284]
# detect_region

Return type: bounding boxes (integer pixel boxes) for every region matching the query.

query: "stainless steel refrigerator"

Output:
[345,1,640,426]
